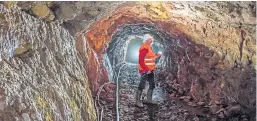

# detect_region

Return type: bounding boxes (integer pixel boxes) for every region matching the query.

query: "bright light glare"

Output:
[126,37,161,64]
[125,38,142,63]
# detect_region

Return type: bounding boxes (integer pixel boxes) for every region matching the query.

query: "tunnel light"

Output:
[125,36,162,64]
[125,38,142,64]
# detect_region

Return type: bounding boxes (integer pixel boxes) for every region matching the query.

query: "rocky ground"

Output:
[98,70,253,121]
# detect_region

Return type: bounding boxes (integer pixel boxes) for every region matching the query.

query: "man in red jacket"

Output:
[136,34,162,108]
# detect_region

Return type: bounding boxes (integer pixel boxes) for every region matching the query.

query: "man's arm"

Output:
[139,49,149,72]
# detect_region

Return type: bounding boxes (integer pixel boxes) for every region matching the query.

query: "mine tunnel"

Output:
[0,1,256,121]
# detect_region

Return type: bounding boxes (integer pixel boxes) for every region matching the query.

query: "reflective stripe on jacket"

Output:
[138,42,158,72]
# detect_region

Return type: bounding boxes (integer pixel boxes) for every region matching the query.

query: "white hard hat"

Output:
[143,34,153,42]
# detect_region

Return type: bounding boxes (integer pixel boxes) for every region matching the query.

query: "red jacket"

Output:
[138,43,160,74]
[138,48,149,74]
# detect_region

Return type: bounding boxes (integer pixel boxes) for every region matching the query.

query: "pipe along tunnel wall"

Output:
[0,1,255,121]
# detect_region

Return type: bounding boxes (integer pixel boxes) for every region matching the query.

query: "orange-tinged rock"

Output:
[75,2,256,105]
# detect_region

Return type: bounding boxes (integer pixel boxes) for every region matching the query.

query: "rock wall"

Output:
[0,4,96,121]
[0,1,255,120]
[82,1,256,115]
[85,1,256,67]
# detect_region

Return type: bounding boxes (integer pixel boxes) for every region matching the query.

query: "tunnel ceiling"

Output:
[7,1,254,67]
[5,1,254,67]
[82,1,256,68]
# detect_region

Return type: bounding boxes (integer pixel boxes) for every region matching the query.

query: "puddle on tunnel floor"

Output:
[152,86,166,102]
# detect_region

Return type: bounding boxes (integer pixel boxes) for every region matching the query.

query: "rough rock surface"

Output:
[0,4,96,121]
[85,1,256,66]
[0,1,256,121]
[100,69,254,121]
[79,1,255,120]
[83,0,256,107]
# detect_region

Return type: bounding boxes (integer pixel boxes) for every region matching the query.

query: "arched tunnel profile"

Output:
[107,24,169,73]
[0,1,256,121]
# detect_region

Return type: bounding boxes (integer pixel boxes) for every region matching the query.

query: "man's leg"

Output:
[144,71,157,104]
[136,73,147,107]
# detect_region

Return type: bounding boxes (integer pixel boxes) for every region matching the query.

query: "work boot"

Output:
[135,90,144,108]
[143,89,157,105]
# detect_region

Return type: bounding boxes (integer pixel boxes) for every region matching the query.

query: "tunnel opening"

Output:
[125,37,142,64]
[106,24,171,82]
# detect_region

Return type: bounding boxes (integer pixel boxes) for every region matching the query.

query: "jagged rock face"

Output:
[0,1,256,121]
[0,5,96,121]
[81,2,256,105]
[79,0,256,117]
[86,1,256,66]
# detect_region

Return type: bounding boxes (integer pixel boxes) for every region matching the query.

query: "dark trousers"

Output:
[138,71,155,91]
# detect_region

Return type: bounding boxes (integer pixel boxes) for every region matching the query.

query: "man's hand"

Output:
[156,51,162,57]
